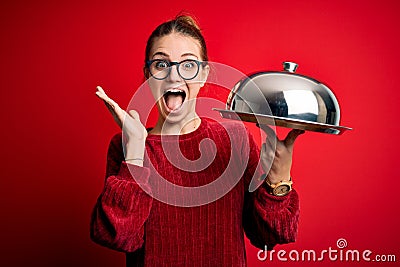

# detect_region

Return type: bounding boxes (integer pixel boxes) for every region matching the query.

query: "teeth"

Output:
[165,88,184,94]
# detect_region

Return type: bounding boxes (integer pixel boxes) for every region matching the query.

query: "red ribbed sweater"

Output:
[90,118,300,267]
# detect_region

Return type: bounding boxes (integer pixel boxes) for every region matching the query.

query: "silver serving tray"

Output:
[213,109,352,135]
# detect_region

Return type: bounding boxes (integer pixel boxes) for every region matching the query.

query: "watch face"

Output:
[273,184,291,196]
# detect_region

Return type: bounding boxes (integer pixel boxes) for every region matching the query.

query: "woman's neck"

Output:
[149,115,201,135]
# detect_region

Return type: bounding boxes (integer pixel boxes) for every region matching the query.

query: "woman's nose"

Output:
[167,65,182,82]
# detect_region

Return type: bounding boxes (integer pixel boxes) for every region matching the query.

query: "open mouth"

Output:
[163,88,187,112]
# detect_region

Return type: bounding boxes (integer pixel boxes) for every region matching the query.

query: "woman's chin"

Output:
[162,103,196,124]
[163,110,187,124]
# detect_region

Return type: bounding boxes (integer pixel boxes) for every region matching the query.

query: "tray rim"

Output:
[213,108,353,134]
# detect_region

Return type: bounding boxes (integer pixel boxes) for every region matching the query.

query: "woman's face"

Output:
[147,32,209,124]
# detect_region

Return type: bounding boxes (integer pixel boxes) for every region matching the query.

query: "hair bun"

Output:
[175,14,201,31]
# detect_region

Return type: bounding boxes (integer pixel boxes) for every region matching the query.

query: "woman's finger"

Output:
[96,85,126,127]
[96,86,120,109]
[95,86,110,103]
[284,129,305,148]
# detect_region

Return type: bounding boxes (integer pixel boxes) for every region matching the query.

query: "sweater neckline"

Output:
[146,118,209,142]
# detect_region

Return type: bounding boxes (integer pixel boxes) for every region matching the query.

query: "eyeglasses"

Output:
[146,59,206,80]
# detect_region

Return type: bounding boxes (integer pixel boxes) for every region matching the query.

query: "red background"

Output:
[1,0,399,266]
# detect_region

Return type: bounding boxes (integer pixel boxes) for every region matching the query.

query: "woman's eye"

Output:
[155,61,168,69]
[183,62,195,69]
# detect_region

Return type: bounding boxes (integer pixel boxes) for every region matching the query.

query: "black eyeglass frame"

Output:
[145,59,207,80]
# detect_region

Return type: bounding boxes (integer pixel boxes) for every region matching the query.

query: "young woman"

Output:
[91,15,303,267]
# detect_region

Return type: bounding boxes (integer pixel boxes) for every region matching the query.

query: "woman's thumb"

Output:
[284,129,305,148]
[128,110,140,120]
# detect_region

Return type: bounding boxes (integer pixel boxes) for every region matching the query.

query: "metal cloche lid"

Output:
[215,62,352,135]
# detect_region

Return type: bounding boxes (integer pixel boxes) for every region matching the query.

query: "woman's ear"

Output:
[199,64,210,88]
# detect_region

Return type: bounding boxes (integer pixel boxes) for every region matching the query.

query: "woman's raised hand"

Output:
[259,125,304,184]
[96,86,147,165]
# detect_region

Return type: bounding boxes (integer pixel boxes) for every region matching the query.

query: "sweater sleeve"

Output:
[90,133,153,253]
[242,128,300,250]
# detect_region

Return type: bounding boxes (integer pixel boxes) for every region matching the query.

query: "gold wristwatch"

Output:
[265,176,293,197]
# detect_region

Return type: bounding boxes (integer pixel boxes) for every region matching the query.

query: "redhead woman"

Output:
[91,15,303,267]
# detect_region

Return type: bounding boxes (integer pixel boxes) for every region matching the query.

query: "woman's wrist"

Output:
[125,158,144,167]
[267,173,291,185]
[124,140,146,167]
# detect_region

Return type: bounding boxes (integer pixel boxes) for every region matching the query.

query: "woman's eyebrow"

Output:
[152,51,169,58]
[181,53,198,58]
[151,52,199,59]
